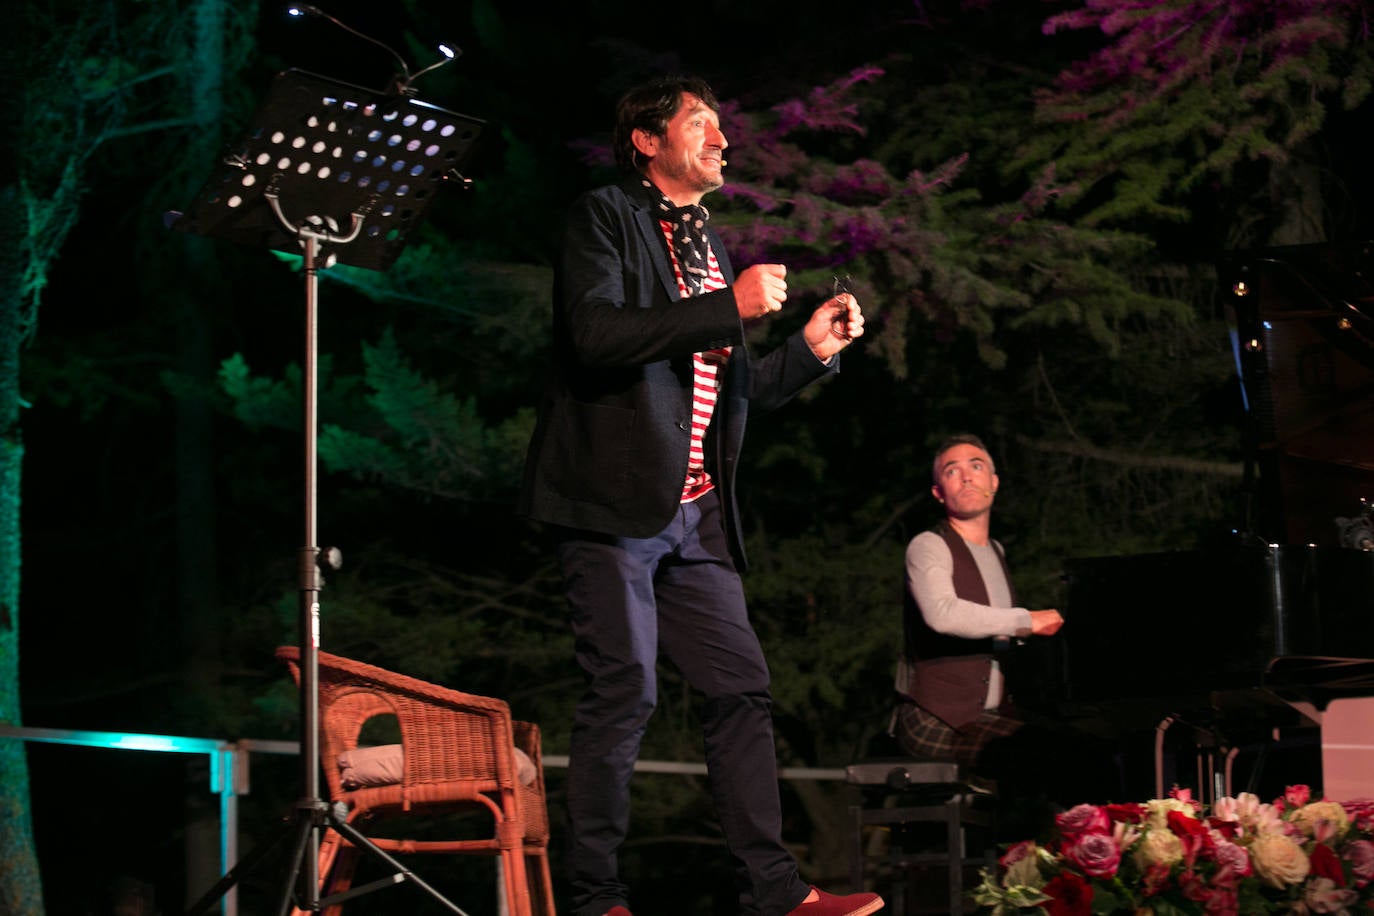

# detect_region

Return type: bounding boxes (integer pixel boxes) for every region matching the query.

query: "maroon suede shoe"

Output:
[785,886,884,916]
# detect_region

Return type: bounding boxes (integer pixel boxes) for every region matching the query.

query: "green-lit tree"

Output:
[2,5,156,909]
[3,0,257,910]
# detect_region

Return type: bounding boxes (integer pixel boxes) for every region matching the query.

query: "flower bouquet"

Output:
[973,785,1374,915]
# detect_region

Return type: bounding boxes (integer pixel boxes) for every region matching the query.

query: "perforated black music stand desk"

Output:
[174,68,484,916]
[174,67,484,269]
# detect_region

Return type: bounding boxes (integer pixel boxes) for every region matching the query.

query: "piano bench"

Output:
[846,759,997,915]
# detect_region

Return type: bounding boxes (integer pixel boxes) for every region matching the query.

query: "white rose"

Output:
[1291,801,1350,839]
[1251,832,1311,888]
[1134,828,1184,870]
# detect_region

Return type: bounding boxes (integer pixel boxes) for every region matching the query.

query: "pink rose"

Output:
[1209,836,1253,878]
[1285,784,1312,808]
[1056,803,1111,839]
[1064,832,1121,879]
[1343,798,1374,833]
[999,839,1037,869]
[1342,838,1374,888]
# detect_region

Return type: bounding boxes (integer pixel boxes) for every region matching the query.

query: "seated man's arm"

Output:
[906,533,1034,638]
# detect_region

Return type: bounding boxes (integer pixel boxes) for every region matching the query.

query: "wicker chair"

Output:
[277,646,555,916]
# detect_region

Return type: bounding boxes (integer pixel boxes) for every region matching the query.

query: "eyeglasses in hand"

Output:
[831,274,853,340]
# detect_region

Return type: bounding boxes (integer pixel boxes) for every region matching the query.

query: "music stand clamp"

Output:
[175,69,484,916]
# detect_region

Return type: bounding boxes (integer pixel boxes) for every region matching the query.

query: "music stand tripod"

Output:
[172,68,485,916]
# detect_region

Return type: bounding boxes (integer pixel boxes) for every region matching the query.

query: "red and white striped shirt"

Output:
[659,219,732,503]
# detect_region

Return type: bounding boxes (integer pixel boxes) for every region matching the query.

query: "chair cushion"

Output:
[339,744,538,789]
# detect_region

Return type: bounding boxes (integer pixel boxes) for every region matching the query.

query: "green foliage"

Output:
[746,523,902,753]
[221,332,536,500]
[1028,0,1374,243]
[222,237,550,503]
[972,867,1052,914]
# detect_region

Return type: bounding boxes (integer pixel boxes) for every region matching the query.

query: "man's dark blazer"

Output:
[518,175,837,569]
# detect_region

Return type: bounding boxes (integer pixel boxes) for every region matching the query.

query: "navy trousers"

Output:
[556,489,810,916]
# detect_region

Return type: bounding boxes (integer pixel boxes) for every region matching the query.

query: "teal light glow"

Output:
[114,734,183,752]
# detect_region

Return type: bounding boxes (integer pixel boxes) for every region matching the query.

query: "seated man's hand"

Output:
[1028,609,1064,636]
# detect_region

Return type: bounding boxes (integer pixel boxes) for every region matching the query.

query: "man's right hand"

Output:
[734,264,787,320]
[1029,609,1064,636]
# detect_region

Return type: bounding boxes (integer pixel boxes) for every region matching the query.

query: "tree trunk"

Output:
[0,184,47,916]
[172,0,233,900]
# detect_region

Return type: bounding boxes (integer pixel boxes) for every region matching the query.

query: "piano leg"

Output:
[1153,715,1172,800]
[1154,715,1240,804]
[1222,746,1240,801]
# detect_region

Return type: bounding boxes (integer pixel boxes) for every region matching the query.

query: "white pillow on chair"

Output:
[338,744,537,789]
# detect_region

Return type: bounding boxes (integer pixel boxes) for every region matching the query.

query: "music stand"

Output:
[173,68,484,916]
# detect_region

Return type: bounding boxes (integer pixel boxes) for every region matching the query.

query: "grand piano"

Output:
[1036,241,1374,803]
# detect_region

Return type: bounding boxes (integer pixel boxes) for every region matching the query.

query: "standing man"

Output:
[895,434,1064,765]
[519,75,881,916]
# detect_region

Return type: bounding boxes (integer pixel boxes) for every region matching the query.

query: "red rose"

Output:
[1106,802,1146,825]
[1207,818,1240,840]
[1044,870,1094,916]
[1168,809,1208,839]
[1167,809,1214,861]
[1310,842,1345,885]
[1285,785,1312,808]
[1141,861,1174,897]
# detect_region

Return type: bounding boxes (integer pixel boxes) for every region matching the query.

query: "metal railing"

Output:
[1,724,848,916]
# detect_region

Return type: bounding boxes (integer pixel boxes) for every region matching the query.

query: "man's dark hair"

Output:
[612,75,720,174]
[931,433,995,483]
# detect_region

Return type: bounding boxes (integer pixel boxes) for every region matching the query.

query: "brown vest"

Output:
[901,520,1017,729]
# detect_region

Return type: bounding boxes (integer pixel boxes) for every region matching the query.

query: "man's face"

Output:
[931,443,999,520]
[635,93,727,205]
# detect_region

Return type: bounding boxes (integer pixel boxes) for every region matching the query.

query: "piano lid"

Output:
[1221,241,1374,546]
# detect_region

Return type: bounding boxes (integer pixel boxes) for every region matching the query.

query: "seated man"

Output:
[894,434,1063,766]
[894,434,1110,839]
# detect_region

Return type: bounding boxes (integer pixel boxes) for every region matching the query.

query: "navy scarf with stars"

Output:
[645,179,711,297]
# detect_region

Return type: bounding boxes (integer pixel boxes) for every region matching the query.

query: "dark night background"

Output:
[12,1,1374,914]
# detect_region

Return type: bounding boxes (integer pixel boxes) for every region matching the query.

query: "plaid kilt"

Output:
[894,700,1023,767]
